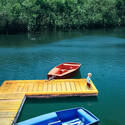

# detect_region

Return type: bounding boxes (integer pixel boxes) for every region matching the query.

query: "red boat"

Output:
[48,62,81,79]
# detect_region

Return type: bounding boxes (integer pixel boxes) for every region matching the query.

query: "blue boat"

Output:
[17,107,99,125]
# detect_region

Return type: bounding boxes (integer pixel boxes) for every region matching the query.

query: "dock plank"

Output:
[69,81,76,92]
[0,118,14,125]
[0,111,17,118]
[0,93,25,100]
[47,81,52,92]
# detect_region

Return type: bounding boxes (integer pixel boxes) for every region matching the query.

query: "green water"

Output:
[0,28,125,125]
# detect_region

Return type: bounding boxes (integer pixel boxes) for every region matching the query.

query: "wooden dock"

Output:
[0,79,98,125]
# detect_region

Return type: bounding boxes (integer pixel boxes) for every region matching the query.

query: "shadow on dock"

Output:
[26,96,98,103]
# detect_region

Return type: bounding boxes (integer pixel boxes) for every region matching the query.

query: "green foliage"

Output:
[0,0,125,33]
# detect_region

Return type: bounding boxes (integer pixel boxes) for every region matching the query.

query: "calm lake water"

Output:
[0,28,125,125]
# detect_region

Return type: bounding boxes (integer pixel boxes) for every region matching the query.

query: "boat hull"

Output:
[48,62,81,79]
[17,107,99,125]
[48,66,80,79]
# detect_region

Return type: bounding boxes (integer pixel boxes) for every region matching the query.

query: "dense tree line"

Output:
[0,0,125,33]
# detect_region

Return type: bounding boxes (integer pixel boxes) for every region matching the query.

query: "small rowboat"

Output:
[17,107,100,125]
[48,62,81,80]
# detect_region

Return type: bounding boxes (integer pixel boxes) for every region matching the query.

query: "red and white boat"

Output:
[48,62,81,79]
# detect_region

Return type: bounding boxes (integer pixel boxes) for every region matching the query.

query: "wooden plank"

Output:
[0,93,24,100]
[47,81,52,92]
[37,81,43,92]
[72,81,77,91]
[57,82,62,92]
[0,100,22,110]
[69,81,76,91]
[79,80,86,91]
[26,83,34,92]
[33,83,39,92]
[65,81,71,91]
[0,118,13,125]
[77,81,83,92]
[0,111,17,118]
[52,82,57,92]
[43,82,48,92]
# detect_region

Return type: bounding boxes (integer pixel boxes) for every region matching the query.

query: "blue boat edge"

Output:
[16,107,100,125]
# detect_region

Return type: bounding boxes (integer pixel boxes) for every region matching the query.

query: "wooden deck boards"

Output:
[0,93,25,125]
[0,79,98,125]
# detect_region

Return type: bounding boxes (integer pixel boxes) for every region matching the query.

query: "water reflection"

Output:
[0,28,125,48]
[72,70,82,79]
[0,31,83,47]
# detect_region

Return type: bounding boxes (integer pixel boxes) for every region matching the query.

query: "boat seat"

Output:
[62,118,82,125]
[77,109,96,123]
[48,120,62,125]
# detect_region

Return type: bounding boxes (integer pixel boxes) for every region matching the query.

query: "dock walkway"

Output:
[0,79,98,125]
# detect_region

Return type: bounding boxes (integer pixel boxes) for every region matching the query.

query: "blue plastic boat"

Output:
[17,107,99,125]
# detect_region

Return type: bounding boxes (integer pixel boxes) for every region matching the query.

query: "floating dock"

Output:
[0,79,98,125]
